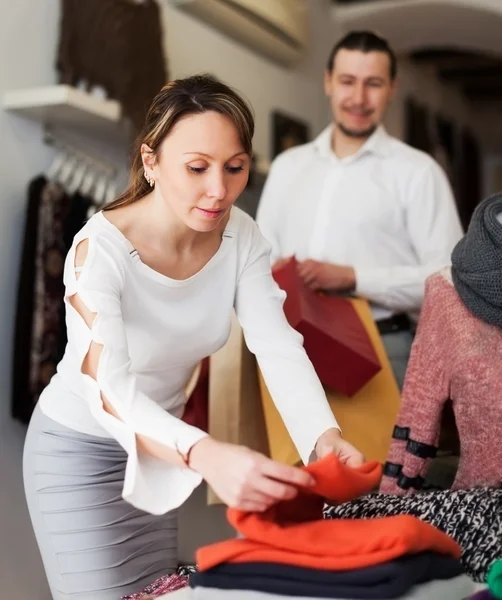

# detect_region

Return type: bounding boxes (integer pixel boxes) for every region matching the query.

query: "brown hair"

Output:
[104,74,254,211]
[326,31,397,80]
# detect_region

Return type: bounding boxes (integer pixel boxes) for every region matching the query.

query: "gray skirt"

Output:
[23,403,178,600]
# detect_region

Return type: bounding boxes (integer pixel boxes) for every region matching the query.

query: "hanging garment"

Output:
[29,179,70,406]
[57,190,94,360]
[196,455,460,573]
[56,0,167,129]
[191,553,463,600]
[12,176,47,423]
[12,177,69,423]
[380,269,502,495]
[323,486,502,582]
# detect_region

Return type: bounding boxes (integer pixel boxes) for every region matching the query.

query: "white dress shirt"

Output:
[256,125,464,321]
[40,207,339,515]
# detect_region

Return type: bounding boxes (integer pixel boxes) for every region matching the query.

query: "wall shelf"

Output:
[3,85,127,143]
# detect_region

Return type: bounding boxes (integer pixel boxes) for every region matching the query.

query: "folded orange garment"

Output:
[197,455,461,572]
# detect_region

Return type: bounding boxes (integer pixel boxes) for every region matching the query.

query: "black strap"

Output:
[391,426,438,459]
[392,425,410,441]
[383,462,402,478]
[384,462,425,491]
[407,439,437,459]
[397,473,425,491]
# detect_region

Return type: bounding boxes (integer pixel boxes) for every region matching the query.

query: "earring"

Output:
[144,170,155,187]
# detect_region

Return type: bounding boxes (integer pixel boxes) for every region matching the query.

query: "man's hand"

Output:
[297,260,356,292]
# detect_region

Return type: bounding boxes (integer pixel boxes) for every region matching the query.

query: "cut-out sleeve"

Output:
[64,231,208,515]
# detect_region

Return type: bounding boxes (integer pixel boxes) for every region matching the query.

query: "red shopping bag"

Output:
[182,357,209,432]
[273,258,381,396]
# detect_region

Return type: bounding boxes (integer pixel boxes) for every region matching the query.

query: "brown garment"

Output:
[57,0,167,129]
[12,177,70,424]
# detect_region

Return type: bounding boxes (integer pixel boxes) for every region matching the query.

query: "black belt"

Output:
[376,313,411,336]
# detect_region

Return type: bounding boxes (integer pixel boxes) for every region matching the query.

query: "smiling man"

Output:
[256,31,463,389]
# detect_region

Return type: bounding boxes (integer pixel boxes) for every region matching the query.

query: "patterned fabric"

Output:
[12,177,70,423]
[120,567,196,600]
[323,487,502,582]
[30,180,69,406]
[381,271,502,494]
[12,176,47,423]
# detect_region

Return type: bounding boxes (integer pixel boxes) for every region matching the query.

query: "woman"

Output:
[23,74,363,600]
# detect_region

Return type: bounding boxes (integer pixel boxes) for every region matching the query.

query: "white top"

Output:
[256,126,464,321]
[39,207,339,515]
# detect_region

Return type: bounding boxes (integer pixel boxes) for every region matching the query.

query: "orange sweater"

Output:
[197,455,461,571]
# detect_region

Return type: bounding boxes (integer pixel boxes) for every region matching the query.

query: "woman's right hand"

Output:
[188,437,315,512]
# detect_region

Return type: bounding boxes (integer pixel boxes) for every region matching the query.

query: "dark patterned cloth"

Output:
[30,180,70,406]
[323,487,502,582]
[12,176,47,423]
[12,177,70,423]
[120,566,197,599]
[12,178,93,424]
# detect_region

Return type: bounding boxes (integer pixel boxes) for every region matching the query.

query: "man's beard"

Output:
[337,121,377,140]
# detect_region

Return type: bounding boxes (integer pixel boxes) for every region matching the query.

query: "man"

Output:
[256,31,463,389]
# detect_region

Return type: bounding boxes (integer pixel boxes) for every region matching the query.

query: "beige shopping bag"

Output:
[207,312,270,505]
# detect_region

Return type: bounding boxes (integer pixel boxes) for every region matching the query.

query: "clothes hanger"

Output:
[67,159,89,195]
[104,179,118,206]
[93,172,109,207]
[57,152,79,189]
[46,149,69,182]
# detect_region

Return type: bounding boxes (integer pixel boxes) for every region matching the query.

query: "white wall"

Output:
[0,2,60,596]
[384,57,476,144]
[161,0,339,167]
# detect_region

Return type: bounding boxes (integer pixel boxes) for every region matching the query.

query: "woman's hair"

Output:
[104,74,254,211]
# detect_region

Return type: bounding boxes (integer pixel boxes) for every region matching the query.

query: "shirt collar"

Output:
[313,124,392,161]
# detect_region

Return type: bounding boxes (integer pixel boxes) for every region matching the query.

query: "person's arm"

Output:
[355,161,463,312]
[70,233,314,515]
[380,275,451,494]
[68,235,210,515]
[235,221,364,466]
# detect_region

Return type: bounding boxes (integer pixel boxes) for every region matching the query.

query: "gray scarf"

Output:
[451,193,502,328]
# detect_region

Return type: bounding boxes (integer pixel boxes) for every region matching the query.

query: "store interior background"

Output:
[2,0,502,597]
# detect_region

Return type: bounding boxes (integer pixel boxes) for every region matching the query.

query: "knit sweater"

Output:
[197,455,460,572]
[381,268,502,494]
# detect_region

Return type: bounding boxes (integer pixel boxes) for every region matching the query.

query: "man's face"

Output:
[324,49,396,139]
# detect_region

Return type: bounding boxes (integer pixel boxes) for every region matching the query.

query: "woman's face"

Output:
[143,111,250,232]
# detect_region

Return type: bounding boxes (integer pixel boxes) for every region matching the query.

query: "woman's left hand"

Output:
[315,428,365,467]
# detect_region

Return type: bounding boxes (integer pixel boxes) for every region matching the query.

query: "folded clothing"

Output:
[196,455,461,572]
[191,552,463,599]
[173,574,474,600]
[323,487,502,582]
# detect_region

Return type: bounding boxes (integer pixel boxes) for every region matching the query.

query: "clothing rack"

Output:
[43,125,119,205]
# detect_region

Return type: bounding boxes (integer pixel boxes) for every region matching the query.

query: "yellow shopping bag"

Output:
[258,298,401,465]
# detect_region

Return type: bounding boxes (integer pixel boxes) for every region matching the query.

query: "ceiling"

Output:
[332,0,502,106]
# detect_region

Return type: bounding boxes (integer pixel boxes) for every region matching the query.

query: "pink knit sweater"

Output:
[380,269,502,494]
